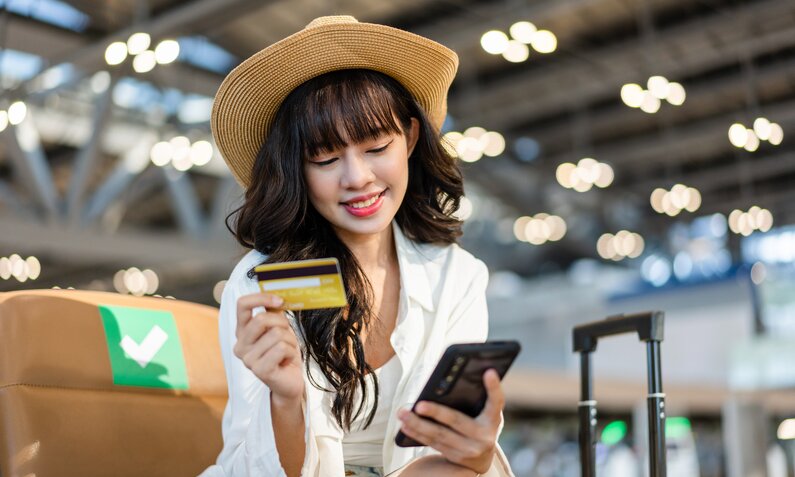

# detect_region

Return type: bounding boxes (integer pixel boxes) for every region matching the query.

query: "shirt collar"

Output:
[392,221,435,311]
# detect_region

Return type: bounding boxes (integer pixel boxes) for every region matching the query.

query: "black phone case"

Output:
[394,340,521,447]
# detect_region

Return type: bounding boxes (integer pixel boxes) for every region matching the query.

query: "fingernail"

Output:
[273,295,284,306]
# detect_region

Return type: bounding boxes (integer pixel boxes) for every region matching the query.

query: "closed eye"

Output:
[313,157,338,167]
[368,140,393,154]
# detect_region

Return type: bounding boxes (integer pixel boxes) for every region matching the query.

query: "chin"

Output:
[333,215,394,238]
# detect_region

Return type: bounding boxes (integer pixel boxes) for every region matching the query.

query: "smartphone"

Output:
[394,340,521,447]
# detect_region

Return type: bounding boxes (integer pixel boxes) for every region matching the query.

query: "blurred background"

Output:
[1,0,794,475]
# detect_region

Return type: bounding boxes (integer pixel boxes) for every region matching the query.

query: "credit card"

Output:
[255,258,347,310]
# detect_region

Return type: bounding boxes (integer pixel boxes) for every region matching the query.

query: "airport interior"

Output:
[1,0,795,476]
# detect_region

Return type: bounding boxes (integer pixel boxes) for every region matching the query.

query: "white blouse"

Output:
[200,222,513,477]
[341,353,402,467]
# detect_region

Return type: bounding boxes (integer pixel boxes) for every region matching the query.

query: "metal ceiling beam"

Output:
[449,0,795,133]
[414,0,657,53]
[524,49,795,159]
[8,0,266,97]
[632,151,795,196]
[4,14,224,98]
[161,167,205,236]
[0,212,241,272]
[536,97,795,178]
[0,119,59,219]
[80,133,156,225]
[65,75,117,223]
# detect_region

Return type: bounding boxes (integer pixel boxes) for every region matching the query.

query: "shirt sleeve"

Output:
[443,257,489,346]
[199,270,318,477]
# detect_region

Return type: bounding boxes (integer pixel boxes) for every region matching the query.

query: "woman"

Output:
[202,15,514,477]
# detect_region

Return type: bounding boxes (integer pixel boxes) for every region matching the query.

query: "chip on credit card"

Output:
[255,258,347,310]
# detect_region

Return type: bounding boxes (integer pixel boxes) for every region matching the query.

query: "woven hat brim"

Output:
[211,21,459,188]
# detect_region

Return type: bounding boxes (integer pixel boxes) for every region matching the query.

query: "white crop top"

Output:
[341,354,402,467]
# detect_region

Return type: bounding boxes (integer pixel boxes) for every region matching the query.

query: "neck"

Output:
[336,223,397,270]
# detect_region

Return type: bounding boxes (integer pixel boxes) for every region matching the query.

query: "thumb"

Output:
[480,369,505,423]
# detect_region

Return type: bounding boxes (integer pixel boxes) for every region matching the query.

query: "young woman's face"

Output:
[304,118,419,242]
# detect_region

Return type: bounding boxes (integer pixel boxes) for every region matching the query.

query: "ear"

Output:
[405,117,420,158]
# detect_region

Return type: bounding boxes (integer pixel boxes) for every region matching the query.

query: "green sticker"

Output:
[99,304,189,390]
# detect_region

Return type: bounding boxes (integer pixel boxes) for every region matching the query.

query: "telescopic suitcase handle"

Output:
[572,311,667,477]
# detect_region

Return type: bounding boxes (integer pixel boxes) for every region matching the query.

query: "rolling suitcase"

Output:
[572,311,667,477]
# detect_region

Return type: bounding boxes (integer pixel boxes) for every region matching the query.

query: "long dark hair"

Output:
[228,69,464,431]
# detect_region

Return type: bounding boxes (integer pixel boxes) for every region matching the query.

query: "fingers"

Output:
[251,325,299,361]
[251,340,300,378]
[480,369,505,424]
[233,295,294,361]
[398,409,473,453]
[413,401,477,437]
[236,293,285,328]
[234,311,291,353]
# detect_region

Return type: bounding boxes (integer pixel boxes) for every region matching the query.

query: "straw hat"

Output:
[211,15,459,188]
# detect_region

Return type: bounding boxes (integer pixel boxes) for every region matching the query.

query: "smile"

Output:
[342,190,387,217]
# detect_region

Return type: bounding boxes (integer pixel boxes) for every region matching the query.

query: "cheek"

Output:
[303,170,331,208]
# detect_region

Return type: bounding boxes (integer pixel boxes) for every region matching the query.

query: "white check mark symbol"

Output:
[120,325,168,368]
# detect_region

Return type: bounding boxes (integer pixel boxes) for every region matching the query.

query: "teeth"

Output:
[349,194,380,209]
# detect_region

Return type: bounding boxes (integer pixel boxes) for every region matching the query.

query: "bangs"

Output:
[292,70,410,159]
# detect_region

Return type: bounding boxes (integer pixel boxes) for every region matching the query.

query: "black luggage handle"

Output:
[572,311,667,477]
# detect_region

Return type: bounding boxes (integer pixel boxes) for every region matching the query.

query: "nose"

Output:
[340,153,375,190]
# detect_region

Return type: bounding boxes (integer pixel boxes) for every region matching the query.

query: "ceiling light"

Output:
[150,141,173,166]
[513,216,532,242]
[25,256,41,280]
[753,117,771,141]
[651,184,702,215]
[650,188,666,213]
[594,163,614,188]
[545,215,567,241]
[481,131,506,157]
[503,40,530,63]
[132,50,157,73]
[743,131,760,152]
[172,153,193,171]
[557,158,613,191]
[481,30,510,55]
[142,269,159,295]
[728,207,773,235]
[464,126,487,139]
[639,92,661,113]
[457,137,483,163]
[778,419,795,440]
[189,140,214,166]
[154,39,180,64]
[620,83,644,108]
[509,21,537,43]
[521,213,566,245]
[647,75,670,100]
[768,123,784,145]
[728,123,748,148]
[105,41,128,65]
[127,32,151,55]
[7,101,27,125]
[530,30,557,53]
[597,231,644,261]
[666,82,686,105]
[556,163,576,188]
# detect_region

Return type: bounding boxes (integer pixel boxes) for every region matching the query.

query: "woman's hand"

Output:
[233,293,304,404]
[397,369,505,475]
